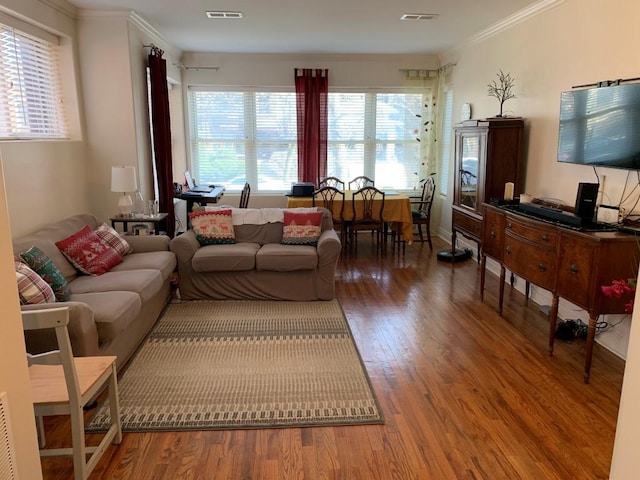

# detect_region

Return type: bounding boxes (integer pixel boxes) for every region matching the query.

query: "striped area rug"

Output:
[87,299,383,432]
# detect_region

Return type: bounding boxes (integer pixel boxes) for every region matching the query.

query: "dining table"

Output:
[286,190,414,243]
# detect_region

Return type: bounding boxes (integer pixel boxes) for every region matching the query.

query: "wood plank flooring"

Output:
[40,235,625,479]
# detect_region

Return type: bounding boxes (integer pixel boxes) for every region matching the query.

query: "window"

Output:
[328,91,425,190]
[188,87,429,192]
[188,88,298,192]
[0,22,68,139]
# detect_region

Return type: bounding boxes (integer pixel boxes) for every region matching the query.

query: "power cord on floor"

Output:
[555,317,615,340]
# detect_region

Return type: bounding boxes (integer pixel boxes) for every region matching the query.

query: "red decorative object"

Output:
[56,225,123,275]
[601,278,636,313]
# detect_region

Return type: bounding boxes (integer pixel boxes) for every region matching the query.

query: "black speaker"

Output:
[574,182,599,219]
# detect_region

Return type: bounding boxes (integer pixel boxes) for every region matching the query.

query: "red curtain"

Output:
[295,68,328,184]
[148,46,175,237]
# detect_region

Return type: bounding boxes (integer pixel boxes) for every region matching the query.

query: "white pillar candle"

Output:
[504,182,514,201]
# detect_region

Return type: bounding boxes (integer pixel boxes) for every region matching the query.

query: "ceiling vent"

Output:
[205,11,244,19]
[400,13,439,21]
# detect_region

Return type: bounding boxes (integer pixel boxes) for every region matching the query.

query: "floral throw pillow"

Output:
[20,246,72,302]
[95,223,133,256]
[189,210,236,245]
[15,259,55,305]
[281,211,323,246]
[55,225,123,276]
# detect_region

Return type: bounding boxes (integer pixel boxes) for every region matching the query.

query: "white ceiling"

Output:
[67,0,541,55]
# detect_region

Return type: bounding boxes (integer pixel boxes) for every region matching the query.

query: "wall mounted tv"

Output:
[557,82,640,170]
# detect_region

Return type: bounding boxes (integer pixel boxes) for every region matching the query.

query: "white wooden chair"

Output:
[22,307,122,480]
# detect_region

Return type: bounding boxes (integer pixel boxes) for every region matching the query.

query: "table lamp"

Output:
[111,166,137,216]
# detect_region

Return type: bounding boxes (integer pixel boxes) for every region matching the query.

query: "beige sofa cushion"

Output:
[110,251,176,282]
[69,269,163,303]
[192,243,261,272]
[256,244,318,271]
[71,291,141,344]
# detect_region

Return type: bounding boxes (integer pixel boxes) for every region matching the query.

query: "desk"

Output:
[110,213,168,234]
[287,191,414,242]
[175,186,225,226]
[481,203,639,383]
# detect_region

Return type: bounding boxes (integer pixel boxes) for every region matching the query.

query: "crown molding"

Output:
[38,0,77,19]
[444,0,566,59]
[467,0,566,46]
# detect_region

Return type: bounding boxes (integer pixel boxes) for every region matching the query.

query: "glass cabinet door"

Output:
[458,134,479,210]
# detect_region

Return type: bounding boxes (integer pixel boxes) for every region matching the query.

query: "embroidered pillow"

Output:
[55,225,123,276]
[189,210,235,245]
[20,246,71,302]
[281,211,323,246]
[95,223,133,255]
[15,259,55,305]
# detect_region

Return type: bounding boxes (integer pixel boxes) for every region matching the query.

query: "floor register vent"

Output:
[0,392,18,480]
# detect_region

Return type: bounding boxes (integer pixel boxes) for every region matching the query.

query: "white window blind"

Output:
[188,88,298,191]
[0,23,68,139]
[439,89,454,195]
[328,91,425,189]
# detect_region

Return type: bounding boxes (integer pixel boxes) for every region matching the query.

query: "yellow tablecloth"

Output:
[287,191,414,242]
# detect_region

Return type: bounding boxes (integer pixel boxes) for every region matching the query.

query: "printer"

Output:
[287,182,315,197]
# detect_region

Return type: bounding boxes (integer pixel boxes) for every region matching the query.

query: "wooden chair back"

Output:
[348,175,374,190]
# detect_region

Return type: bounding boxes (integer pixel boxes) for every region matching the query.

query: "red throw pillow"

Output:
[281,211,323,246]
[189,209,235,245]
[55,225,123,275]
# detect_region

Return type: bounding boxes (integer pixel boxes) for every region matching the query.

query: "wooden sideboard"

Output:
[481,203,640,383]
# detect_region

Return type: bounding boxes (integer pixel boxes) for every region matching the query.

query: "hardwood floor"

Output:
[40,236,624,479]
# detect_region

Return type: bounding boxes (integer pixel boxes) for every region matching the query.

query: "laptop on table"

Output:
[184,170,213,193]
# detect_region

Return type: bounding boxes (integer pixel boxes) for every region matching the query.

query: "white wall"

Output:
[0,0,89,237]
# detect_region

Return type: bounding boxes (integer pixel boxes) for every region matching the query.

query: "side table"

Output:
[110,213,169,235]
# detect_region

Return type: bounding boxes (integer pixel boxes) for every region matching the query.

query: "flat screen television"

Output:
[557,82,640,170]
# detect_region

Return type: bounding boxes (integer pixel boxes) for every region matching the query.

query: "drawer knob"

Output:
[507,222,512,229]
[505,246,511,254]
[570,264,579,274]
[490,231,496,239]
[538,263,547,272]
[542,234,549,242]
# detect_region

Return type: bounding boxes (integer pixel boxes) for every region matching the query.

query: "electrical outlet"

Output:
[619,207,626,223]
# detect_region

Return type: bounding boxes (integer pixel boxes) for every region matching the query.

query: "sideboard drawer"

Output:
[505,215,558,247]
[504,234,557,289]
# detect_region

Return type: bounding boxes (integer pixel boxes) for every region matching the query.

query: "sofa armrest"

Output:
[317,228,341,258]
[126,234,171,252]
[170,230,200,263]
[21,302,99,357]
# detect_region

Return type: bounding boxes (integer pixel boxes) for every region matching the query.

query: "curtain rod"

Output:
[173,64,220,71]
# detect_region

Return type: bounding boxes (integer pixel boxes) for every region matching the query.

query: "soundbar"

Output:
[518,202,585,227]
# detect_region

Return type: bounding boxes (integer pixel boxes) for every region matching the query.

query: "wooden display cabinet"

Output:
[451,118,525,257]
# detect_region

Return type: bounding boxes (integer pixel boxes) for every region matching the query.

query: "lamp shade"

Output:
[111,166,137,193]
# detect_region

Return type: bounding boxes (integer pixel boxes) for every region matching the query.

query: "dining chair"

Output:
[412,176,436,249]
[318,176,345,191]
[313,186,346,250]
[23,307,122,480]
[350,186,385,254]
[348,175,375,190]
[390,176,436,254]
[239,182,251,208]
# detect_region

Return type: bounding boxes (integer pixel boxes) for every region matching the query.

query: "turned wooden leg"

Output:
[584,314,597,384]
[498,265,505,315]
[480,255,486,300]
[548,295,559,355]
